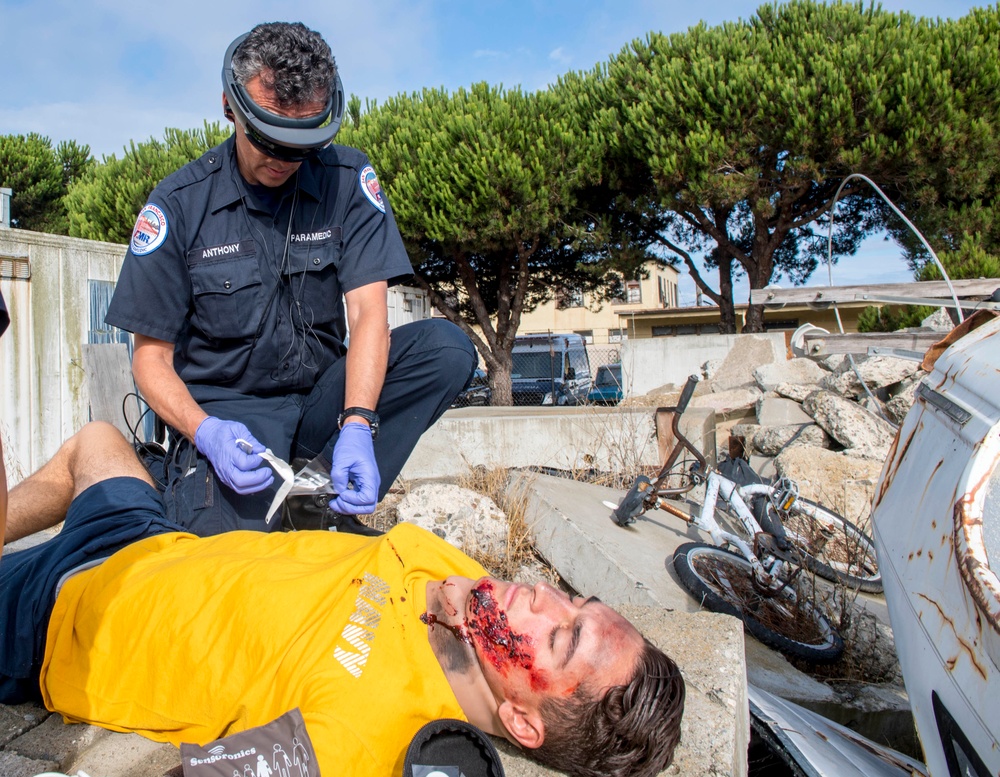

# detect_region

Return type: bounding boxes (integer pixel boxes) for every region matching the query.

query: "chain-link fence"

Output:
[452,341,625,408]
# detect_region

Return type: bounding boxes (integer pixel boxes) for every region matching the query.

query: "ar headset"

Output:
[222,32,346,162]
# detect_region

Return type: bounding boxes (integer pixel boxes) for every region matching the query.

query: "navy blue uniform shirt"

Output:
[105,135,413,398]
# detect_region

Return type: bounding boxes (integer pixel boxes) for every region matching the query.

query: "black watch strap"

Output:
[338,407,380,439]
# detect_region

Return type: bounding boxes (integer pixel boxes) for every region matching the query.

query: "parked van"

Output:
[510,333,592,406]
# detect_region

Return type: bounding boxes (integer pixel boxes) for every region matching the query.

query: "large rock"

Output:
[690,386,762,419]
[820,356,920,397]
[803,390,897,460]
[397,482,509,556]
[753,358,827,392]
[756,397,813,427]
[710,335,785,392]
[921,307,955,331]
[885,376,923,426]
[774,382,815,402]
[773,446,885,523]
[753,424,830,456]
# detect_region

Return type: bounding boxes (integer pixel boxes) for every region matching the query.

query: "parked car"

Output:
[511,333,592,406]
[587,363,623,405]
[451,368,490,407]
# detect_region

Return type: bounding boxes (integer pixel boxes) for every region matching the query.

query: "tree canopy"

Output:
[3,0,1000,352]
[64,123,231,242]
[594,1,1000,331]
[0,133,93,233]
[341,83,651,402]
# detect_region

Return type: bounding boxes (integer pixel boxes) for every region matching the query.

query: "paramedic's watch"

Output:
[338,407,380,439]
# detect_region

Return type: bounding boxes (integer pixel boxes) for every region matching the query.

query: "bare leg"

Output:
[3,422,152,544]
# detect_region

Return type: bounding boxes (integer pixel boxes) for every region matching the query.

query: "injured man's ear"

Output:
[423,575,685,774]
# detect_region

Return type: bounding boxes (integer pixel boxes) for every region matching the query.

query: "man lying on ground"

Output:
[0,422,685,777]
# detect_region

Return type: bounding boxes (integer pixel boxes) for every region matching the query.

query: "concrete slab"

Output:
[67,732,180,777]
[0,702,50,748]
[513,470,705,612]
[404,406,661,479]
[756,396,814,426]
[6,714,111,769]
[0,750,58,777]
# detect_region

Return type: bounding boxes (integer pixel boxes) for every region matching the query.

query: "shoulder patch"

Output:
[359,165,386,213]
[130,203,168,256]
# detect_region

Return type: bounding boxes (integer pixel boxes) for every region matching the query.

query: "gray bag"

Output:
[181,708,319,777]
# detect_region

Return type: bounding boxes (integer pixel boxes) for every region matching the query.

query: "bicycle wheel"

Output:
[672,542,844,664]
[779,499,882,593]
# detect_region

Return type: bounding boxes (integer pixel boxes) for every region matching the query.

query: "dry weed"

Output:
[455,465,544,582]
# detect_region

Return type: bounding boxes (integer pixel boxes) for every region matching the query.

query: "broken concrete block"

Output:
[820,356,920,397]
[756,397,814,427]
[690,386,762,419]
[774,446,885,520]
[753,424,831,456]
[397,482,509,557]
[803,390,897,460]
[753,358,827,392]
[774,382,815,402]
[710,335,786,392]
[885,376,923,426]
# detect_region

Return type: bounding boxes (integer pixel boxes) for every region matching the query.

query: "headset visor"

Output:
[222,33,345,162]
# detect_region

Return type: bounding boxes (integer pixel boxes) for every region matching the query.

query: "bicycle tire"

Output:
[672,542,844,664]
[779,499,882,593]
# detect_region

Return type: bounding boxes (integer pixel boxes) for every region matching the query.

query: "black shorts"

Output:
[0,477,185,703]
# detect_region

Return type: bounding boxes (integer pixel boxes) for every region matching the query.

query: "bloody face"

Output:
[464,578,645,702]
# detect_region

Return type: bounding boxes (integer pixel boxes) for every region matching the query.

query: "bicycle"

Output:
[608,374,881,664]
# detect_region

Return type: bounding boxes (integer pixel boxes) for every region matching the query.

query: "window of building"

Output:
[608,328,627,343]
[575,330,594,344]
[558,288,585,309]
[0,256,31,280]
[763,319,800,331]
[651,325,674,337]
[626,281,642,304]
[658,276,667,307]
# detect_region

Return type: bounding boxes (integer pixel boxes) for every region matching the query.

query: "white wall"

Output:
[0,228,127,481]
[621,332,787,396]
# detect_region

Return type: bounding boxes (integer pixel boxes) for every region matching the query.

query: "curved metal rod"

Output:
[825,172,964,324]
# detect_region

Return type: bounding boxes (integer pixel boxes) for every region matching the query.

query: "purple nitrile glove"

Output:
[330,422,381,515]
[194,417,274,495]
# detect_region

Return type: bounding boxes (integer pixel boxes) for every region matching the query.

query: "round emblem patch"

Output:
[130,203,168,256]
[359,165,386,213]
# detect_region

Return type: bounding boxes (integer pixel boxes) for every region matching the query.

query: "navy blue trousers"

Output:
[0,478,183,703]
[164,319,477,537]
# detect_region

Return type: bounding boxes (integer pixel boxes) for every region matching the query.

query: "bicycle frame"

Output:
[692,475,791,588]
[622,374,800,590]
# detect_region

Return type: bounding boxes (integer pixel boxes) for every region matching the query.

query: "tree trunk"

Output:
[717,255,738,334]
[742,303,765,333]
[487,357,513,406]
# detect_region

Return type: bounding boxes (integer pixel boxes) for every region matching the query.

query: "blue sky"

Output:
[0,0,987,303]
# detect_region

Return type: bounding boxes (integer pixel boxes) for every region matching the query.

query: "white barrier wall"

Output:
[0,228,127,481]
[621,332,787,396]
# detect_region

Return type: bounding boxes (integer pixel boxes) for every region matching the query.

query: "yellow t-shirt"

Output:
[40,522,488,776]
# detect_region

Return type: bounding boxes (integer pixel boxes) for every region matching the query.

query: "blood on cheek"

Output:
[467,582,552,692]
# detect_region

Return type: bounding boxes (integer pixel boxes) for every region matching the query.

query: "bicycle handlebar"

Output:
[675,374,700,415]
